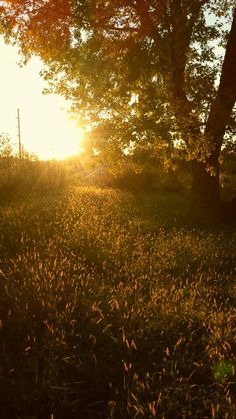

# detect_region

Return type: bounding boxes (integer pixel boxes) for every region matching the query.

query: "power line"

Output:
[17,108,22,164]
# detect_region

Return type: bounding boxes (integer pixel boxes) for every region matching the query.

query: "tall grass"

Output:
[0,187,235,418]
[0,159,66,205]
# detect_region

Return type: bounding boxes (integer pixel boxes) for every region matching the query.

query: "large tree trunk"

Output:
[169,5,236,223]
[191,8,236,223]
[191,155,221,223]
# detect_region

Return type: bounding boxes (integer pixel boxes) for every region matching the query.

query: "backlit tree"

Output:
[1,0,235,221]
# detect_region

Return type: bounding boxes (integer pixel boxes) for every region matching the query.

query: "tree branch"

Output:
[205,7,236,151]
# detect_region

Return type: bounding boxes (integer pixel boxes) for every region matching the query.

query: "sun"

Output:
[0,38,86,162]
[30,114,85,161]
[44,125,85,161]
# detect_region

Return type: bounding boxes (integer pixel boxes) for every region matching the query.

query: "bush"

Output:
[0,159,67,203]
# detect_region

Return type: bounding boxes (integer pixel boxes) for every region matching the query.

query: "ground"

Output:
[0,186,235,418]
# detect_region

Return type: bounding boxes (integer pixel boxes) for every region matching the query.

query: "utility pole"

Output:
[17,108,22,164]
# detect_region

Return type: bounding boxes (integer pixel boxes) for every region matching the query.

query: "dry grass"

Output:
[0,186,235,418]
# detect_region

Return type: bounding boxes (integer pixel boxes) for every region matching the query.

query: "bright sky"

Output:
[0,38,84,160]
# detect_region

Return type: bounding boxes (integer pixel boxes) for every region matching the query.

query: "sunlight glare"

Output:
[36,120,84,161]
[0,38,85,161]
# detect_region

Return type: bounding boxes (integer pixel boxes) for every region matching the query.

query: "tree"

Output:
[0,133,14,186]
[1,0,235,222]
[0,133,12,158]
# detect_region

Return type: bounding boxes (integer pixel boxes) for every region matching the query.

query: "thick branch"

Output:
[170,0,202,100]
[205,8,236,152]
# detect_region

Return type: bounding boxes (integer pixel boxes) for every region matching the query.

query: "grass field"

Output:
[0,186,235,418]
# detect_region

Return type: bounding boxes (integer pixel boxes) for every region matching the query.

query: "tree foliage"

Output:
[0,133,12,157]
[0,2,234,151]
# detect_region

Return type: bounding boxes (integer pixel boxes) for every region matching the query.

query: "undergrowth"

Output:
[0,186,235,418]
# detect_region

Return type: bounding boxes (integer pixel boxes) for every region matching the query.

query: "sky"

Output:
[0,38,84,160]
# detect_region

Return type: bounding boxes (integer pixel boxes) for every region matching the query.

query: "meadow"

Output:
[0,186,235,418]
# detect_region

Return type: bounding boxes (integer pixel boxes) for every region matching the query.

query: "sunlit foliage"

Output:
[0,0,235,160]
